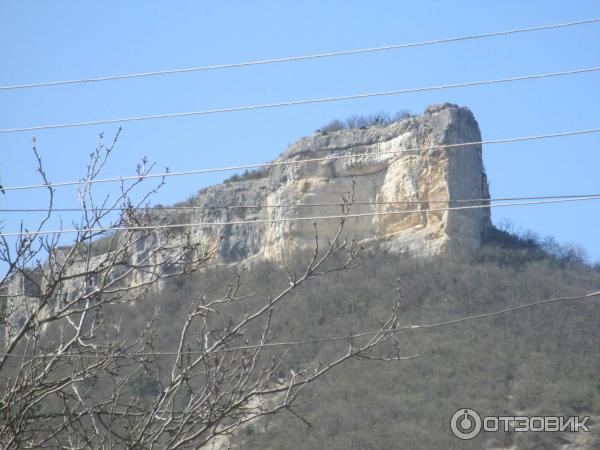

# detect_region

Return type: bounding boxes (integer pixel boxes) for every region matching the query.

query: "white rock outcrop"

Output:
[2,103,492,345]
[167,103,491,262]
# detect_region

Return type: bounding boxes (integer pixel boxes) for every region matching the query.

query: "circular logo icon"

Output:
[450,408,482,440]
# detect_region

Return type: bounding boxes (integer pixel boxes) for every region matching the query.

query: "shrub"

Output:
[224,169,268,183]
[393,109,412,121]
[316,109,412,134]
[317,119,345,134]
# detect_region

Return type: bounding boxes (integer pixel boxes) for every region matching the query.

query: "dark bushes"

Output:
[316,110,413,134]
[224,168,268,183]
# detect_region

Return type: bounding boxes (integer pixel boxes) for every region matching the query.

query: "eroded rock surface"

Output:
[1,103,492,343]
[164,103,491,262]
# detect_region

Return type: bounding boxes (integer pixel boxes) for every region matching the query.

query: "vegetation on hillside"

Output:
[96,228,600,449]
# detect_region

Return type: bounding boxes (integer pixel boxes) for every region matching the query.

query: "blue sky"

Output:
[1,0,599,262]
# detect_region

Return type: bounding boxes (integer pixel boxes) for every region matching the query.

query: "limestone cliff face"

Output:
[1,103,491,345]
[165,103,491,262]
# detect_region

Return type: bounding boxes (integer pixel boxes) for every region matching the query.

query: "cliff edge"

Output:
[160,103,491,262]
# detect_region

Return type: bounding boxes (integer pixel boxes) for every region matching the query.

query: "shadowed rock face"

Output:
[166,103,491,262]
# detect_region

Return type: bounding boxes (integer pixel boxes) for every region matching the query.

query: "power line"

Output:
[2,195,599,237]
[2,289,598,359]
[1,18,598,92]
[0,193,599,213]
[1,66,599,134]
[3,127,600,192]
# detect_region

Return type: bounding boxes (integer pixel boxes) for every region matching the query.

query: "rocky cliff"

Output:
[160,103,491,263]
[1,103,492,342]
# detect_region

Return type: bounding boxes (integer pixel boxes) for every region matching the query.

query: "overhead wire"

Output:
[1,66,599,134]
[1,18,598,91]
[0,19,599,375]
[1,289,598,359]
[2,127,600,192]
[1,194,600,237]
[1,193,599,213]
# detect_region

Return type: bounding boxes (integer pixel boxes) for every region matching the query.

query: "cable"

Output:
[2,195,599,237]
[1,193,599,213]
[1,66,599,134]
[0,193,599,213]
[3,127,600,192]
[2,289,598,359]
[1,18,598,92]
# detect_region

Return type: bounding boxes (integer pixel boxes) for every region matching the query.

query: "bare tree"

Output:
[0,132,410,449]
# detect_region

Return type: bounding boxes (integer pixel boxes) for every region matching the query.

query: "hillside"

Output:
[4,103,492,337]
[2,106,599,449]
[141,236,600,450]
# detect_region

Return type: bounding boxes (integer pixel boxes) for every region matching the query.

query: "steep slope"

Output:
[204,246,599,450]
[159,103,491,262]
